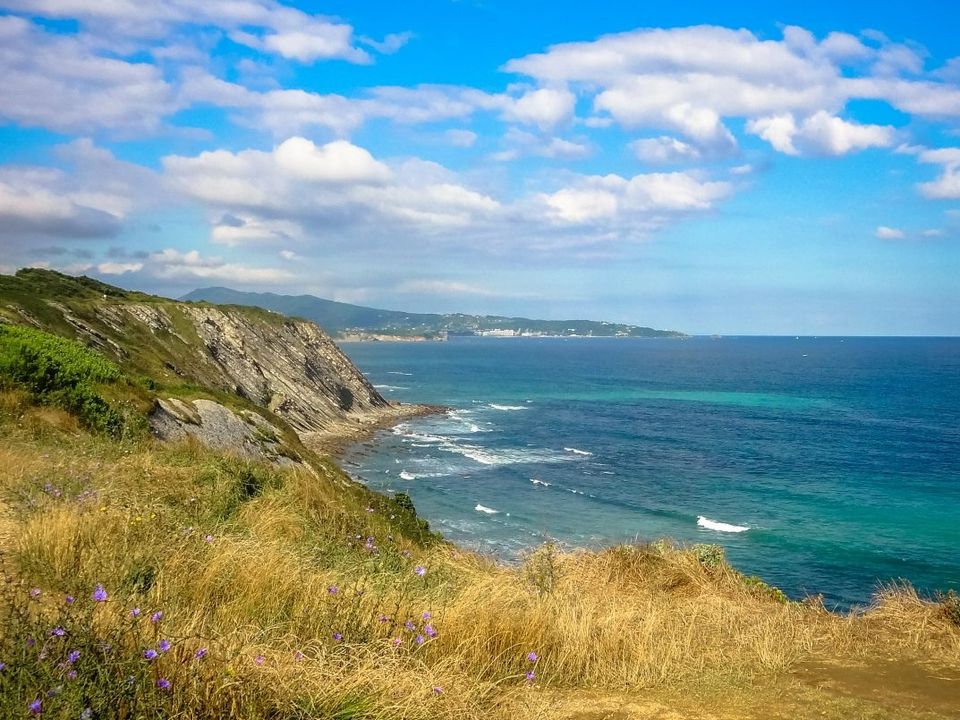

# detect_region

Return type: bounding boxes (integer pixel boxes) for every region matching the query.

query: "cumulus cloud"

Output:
[538,171,732,226]
[149,248,293,283]
[630,136,702,164]
[500,88,576,130]
[875,225,906,239]
[163,137,502,245]
[492,128,592,161]
[0,17,174,133]
[0,0,372,63]
[917,147,960,199]
[504,24,960,159]
[0,140,160,245]
[747,111,895,155]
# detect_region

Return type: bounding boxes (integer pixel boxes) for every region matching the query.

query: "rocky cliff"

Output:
[0,269,392,438]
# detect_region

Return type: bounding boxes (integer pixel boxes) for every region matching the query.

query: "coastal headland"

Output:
[0,269,957,719]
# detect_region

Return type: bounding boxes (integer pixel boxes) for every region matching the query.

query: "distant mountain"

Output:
[180,287,685,339]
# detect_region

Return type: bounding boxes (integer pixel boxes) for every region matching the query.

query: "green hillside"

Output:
[181,286,685,338]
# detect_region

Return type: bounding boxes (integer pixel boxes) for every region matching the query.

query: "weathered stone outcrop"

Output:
[179,305,388,433]
[150,398,299,467]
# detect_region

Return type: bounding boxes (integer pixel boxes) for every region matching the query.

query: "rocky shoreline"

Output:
[301,401,446,457]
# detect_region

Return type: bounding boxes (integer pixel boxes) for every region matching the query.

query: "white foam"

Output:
[530,478,551,487]
[399,470,447,480]
[488,404,528,411]
[697,515,750,533]
[373,384,408,391]
[386,371,413,376]
[564,447,593,456]
[475,504,499,514]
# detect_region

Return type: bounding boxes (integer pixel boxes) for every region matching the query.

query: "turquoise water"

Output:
[340,337,960,609]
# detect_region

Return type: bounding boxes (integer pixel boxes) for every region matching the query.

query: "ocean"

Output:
[339,336,960,610]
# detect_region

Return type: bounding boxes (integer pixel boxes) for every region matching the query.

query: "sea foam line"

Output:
[697,515,750,533]
[488,403,528,411]
[475,504,499,514]
[564,447,593,456]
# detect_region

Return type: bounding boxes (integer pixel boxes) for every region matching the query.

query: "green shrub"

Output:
[936,589,960,626]
[0,324,126,435]
[691,543,725,569]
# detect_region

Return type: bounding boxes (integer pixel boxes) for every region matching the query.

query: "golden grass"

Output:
[1,416,958,719]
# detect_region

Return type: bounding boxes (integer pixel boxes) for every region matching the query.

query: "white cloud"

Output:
[493,128,591,161]
[0,0,372,63]
[97,261,143,274]
[747,111,894,155]
[539,171,732,225]
[501,87,576,130]
[0,16,174,133]
[445,129,479,147]
[875,225,906,240]
[149,248,293,283]
[274,138,391,183]
[163,137,502,242]
[0,140,160,244]
[917,147,960,199]
[630,136,701,164]
[921,228,944,237]
[360,31,414,55]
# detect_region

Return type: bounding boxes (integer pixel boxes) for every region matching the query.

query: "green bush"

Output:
[936,589,960,626]
[0,324,125,435]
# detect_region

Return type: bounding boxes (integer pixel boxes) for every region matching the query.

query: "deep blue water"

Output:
[339,337,960,609]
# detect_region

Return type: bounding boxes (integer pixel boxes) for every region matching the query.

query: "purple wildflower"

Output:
[156,678,171,691]
[327,586,339,595]
[254,655,265,666]
[433,686,443,695]
[294,651,304,662]
[204,534,214,543]
[194,648,208,660]
[30,588,41,599]
[67,650,80,664]
[378,614,390,623]
[158,639,171,653]
[29,698,42,715]
[404,620,416,632]
[415,634,425,646]
[424,624,437,638]
[0,661,6,671]
[143,649,158,661]
[333,632,343,642]
[527,651,538,663]
[51,626,66,637]
[130,608,141,619]
[66,670,77,681]
[525,670,536,682]
[92,584,107,602]
[65,595,74,605]
[422,611,432,620]
[150,610,163,624]
[414,565,426,577]
[392,638,402,647]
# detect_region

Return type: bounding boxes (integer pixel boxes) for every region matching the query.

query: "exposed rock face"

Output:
[151,398,299,467]
[179,305,388,433]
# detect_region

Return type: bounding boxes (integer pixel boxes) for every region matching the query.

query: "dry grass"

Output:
[1,414,958,719]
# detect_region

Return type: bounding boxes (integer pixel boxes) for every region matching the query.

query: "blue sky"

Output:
[1,1,959,334]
